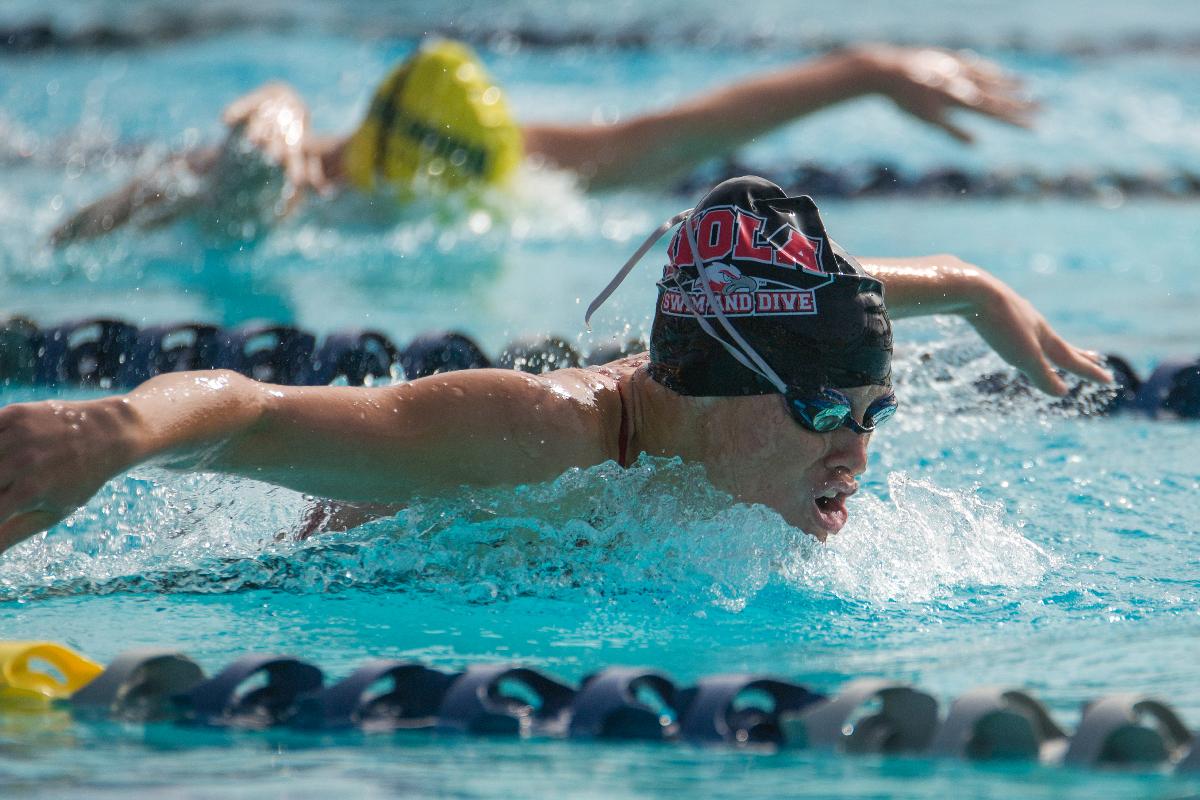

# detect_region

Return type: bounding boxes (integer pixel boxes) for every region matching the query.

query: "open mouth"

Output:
[811,488,853,537]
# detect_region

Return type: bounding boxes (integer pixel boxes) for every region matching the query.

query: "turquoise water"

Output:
[2,2,1200,797]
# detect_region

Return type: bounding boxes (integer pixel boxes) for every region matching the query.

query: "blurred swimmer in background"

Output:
[52,40,1035,242]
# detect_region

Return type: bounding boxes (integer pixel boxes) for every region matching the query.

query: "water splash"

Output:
[781,472,1052,604]
[0,456,1049,610]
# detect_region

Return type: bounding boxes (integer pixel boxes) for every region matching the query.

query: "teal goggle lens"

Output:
[810,406,849,432]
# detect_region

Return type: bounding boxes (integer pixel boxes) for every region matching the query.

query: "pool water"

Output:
[1,2,1200,797]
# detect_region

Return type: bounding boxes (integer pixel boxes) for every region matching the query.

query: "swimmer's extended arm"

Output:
[0,369,618,552]
[521,45,1036,187]
[864,255,1113,396]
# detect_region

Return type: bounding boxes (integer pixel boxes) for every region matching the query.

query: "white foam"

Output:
[781,471,1053,604]
[0,457,1052,610]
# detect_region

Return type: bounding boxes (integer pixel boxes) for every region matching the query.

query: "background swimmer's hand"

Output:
[0,397,138,553]
[851,45,1038,143]
[222,82,330,204]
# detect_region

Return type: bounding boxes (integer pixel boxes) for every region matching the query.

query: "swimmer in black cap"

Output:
[52,43,1034,242]
[0,177,1108,553]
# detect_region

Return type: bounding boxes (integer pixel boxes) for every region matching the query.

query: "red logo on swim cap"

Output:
[666,205,826,275]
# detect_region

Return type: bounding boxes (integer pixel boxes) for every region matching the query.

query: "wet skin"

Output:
[298,369,884,541]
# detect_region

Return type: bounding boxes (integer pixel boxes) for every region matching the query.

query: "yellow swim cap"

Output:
[344,40,523,193]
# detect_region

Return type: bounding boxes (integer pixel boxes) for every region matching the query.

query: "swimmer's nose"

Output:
[823,428,870,476]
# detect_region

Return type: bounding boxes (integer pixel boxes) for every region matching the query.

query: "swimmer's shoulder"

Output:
[400,360,643,450]
[574,352,650,404]
[405,365,618,418]
[532,355,649,451]
[585,352,650,380]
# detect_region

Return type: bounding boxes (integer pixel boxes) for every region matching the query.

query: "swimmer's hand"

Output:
[853,45,1038,143]
[222,82,330,204]
[962,269,1113,396]
[868,256,1112,396]
[0,397,138,552]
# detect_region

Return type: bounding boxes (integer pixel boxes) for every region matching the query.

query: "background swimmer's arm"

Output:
[865,256,1113,395]
[49,148,217,245]
[0,369,618,552]
[50,178,154,244]
[51,83,327,245]
[521,45,1036,187]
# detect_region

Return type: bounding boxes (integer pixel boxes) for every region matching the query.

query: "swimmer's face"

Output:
[701,385,889,541]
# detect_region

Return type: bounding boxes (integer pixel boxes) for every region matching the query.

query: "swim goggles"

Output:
[786,388,898,434]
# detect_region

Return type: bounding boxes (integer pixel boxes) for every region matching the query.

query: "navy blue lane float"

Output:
[0,644,1184,772]
[678,160,1200,202]
[436,665,577,736]
[675,675,822,745]
[0,316,627,389]
[292,660,456,731]
[174,654,324,729]
[8,13,1200,61]
[7,12,1200,63]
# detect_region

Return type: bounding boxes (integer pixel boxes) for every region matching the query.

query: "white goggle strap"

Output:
[584,209,693,330]
[668,278,781,388]
[680,212,789,394]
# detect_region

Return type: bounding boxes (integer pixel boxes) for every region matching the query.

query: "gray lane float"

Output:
[929,687,1067,761]
[1063,694,1192,767]
[70,648,205,722]
[791,678,938,754]
[567,667,678,741]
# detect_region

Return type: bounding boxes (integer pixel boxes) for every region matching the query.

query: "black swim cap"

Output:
[647,176,893,396]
